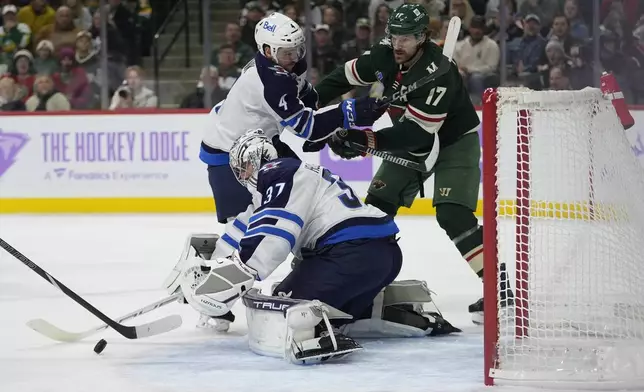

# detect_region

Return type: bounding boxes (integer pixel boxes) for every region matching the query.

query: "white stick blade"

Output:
[134,314,183,338]
[442,16,461,61]
[26,319,96,342]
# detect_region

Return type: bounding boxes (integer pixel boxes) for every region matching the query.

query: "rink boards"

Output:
[0,108,643,215]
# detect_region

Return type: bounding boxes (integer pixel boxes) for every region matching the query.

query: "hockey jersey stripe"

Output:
[249,208,304,228]
[221,233,239,250]
[248,217,278,230]
[344,59,369,86]
[318,220,399,247]
[244,226,296,249]
[199,144,229,166]
[232,219,247,234]
[406,105,447,122]
[280,108,314,139]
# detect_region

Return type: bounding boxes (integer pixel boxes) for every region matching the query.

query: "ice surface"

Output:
[0,214,537,392]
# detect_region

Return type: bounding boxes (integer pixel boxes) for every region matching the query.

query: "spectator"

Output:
[322,5,345,48]
[109,65,157,109]
[33,39,58,74]
[547,14,577,56]
[485,0,523,44]
[371,4,390,45]
[180,66,228,109]
[537,39,569,89]
[282,4,301,25]
[108,0,139,65]
[26,73,71,111]
[52,46,91,109]
[450,0,474,30]
[309,67,320,86]
[74,31,97,77]
[6,49,35,100]
[311,24,340,77]
[517,0,559,32]
[215,44,241,90]
[340,18,371,61]
[548,65,571,90]
[65,0,92,30]
[36,6,80,54]
[454,15,500,103]
[240,2,265,50]
[17,0,55,42]
[514,14,546,85]
[563,0,589,42]
[212,22,254,68]
[1,5,31,71]
[89,8,127,63]
[368,0,402,30]
[428,17,443,44]
[0,76,26,110]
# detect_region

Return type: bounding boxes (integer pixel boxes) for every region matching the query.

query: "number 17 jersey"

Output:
[221,158,399,280]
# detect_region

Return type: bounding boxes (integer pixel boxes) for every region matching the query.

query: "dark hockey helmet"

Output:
[386,4,430,37]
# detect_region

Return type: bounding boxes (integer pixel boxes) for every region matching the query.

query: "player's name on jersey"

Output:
[40,131,191,163]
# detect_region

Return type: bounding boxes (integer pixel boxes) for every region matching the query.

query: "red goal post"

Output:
[482,87,644,389]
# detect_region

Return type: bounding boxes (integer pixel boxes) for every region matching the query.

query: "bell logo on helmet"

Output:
[262,21,277,32]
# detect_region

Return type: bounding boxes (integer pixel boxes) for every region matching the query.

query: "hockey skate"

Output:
[469,263,514,325]
[196,311,235,332]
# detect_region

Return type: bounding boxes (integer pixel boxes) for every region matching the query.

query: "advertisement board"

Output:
[1,109,643,214]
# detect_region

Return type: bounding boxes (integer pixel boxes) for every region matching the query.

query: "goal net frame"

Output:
[482,87,644,389]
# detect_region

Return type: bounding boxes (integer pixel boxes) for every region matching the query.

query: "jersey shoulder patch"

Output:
[256,158,301,194]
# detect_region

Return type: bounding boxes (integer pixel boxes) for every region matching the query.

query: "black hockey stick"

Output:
[346,140,438,173]
[0,238,182,340]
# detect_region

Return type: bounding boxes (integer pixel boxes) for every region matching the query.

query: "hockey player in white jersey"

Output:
[199,12,385,226]
[174,130,461,364]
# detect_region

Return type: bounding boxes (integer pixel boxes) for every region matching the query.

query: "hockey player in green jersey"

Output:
[311,3,512,322]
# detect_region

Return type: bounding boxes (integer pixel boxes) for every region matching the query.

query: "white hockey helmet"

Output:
[229,129,278,192]
[255,12,306,67]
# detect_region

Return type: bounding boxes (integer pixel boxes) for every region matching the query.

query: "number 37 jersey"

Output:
[220,158,399,280]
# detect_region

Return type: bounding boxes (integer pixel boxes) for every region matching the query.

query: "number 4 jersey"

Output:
[315,40,480,155]
[217,158,399,279]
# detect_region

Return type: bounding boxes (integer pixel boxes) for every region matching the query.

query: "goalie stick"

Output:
[347,16,461,173]
[26,293,183,343]
[0,238,183,340]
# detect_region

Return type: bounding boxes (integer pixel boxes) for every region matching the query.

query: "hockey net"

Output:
[482,87,644,389]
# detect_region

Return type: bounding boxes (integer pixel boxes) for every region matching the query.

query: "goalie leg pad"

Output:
[163,233,220,295]
[340,280,462,338]
[242,288,361,364]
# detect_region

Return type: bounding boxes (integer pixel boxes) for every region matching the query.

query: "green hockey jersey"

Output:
[316,39,480,155]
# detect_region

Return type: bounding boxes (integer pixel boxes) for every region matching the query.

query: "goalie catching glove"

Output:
[180,254,257,318]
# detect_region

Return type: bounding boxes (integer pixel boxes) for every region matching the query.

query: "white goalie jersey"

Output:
[217,158,399,279]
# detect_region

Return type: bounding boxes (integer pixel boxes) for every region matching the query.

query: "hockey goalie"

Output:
[163,129,461,365]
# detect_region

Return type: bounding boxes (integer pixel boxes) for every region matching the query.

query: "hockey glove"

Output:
[340,96,387,129]
[328,128,376,159]
[302,139,327,152]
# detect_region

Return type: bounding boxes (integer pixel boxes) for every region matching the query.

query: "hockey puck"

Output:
[94,339,107,354]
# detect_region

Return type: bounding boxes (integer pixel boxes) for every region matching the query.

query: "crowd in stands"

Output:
[1,0,642,112]
[0,0,157,111]
[197,0,644,109]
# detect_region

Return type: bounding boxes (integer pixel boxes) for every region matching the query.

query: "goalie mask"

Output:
[229,129,279,193]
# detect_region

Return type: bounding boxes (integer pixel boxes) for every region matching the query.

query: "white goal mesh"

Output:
[483,87,644,389]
